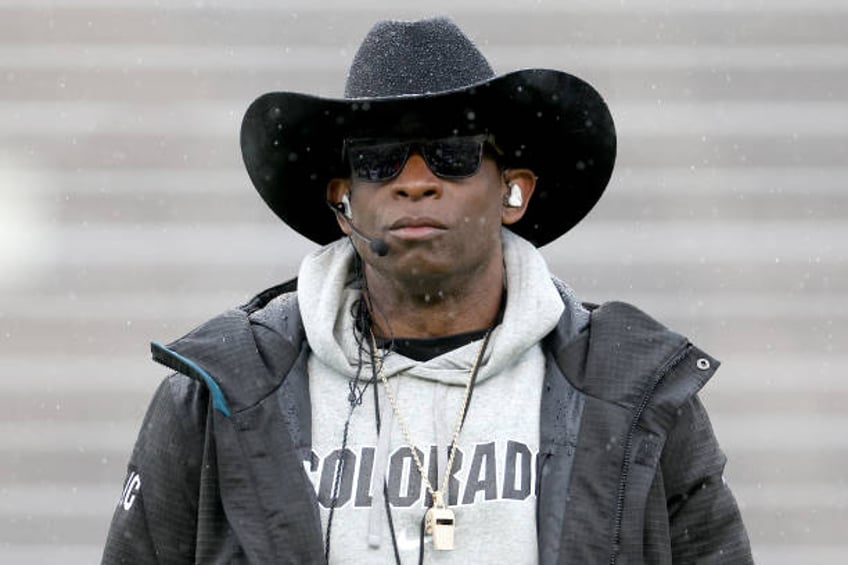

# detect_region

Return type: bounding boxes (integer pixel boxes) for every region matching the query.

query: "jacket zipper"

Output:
[609,342,692,565]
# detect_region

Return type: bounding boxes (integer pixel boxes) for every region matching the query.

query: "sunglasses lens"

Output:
[346,135,488,181]
[422,138,484,178]
[349,142,410,182]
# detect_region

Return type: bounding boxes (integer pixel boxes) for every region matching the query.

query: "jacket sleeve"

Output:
[661,395,753,564]
[101,374,208,565]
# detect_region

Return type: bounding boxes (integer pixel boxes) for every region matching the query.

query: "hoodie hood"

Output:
[297,229,567,385]
[299,229,570,557]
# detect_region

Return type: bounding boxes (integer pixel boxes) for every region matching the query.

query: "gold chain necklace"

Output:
[369,329,491,551]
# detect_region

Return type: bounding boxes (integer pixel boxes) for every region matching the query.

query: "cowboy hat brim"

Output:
[240,68,616,247]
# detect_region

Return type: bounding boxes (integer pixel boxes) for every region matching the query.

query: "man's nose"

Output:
[391,151,443,201]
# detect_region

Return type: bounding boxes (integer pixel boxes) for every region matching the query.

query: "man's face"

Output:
[328,142,529,290]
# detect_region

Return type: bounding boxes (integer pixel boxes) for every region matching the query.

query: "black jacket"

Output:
[102,283,753,564]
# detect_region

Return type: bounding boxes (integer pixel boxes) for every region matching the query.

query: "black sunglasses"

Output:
[344,134,500,182]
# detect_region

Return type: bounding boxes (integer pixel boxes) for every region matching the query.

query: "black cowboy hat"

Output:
[240,17,616,247]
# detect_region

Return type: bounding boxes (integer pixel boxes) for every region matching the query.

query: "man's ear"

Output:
[501,169,536,226]
[326,178,353,235]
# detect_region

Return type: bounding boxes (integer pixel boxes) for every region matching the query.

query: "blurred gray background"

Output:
[1,0,846,563]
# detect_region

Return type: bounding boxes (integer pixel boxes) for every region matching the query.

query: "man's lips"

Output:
[387,217,447,239]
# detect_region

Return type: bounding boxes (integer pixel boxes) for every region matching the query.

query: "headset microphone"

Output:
[328,202,390,257]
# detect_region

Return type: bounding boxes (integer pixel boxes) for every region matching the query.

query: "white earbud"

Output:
[506,183,523,208]
[341,192,353,219]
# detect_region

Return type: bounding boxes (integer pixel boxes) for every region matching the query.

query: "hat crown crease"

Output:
[344,17,495,99]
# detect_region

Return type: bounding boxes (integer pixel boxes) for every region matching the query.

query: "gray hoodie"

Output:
[297,230,578,563]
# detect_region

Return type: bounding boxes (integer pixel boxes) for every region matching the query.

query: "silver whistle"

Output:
[425,506,456,550]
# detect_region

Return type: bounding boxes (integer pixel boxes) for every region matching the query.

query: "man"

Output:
[102,17,752,564]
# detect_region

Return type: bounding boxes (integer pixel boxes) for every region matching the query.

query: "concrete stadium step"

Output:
[2,5,847,46]
[4,68,845,103]
[5,221,840,267]
[5,433,841,487]
[44,172,848,225]
[5,100,848,138]
[0,318,837,358]
[2,311,844,357]
[6,133,844,170]
[0,385,844,427]
[4,289,846,323]
[3,45,846,81]
[0,480,843,540]
[4,352,843,393]
[3,259,841,295]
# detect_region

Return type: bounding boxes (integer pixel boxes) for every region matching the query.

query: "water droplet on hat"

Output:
[288,152,298,162]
